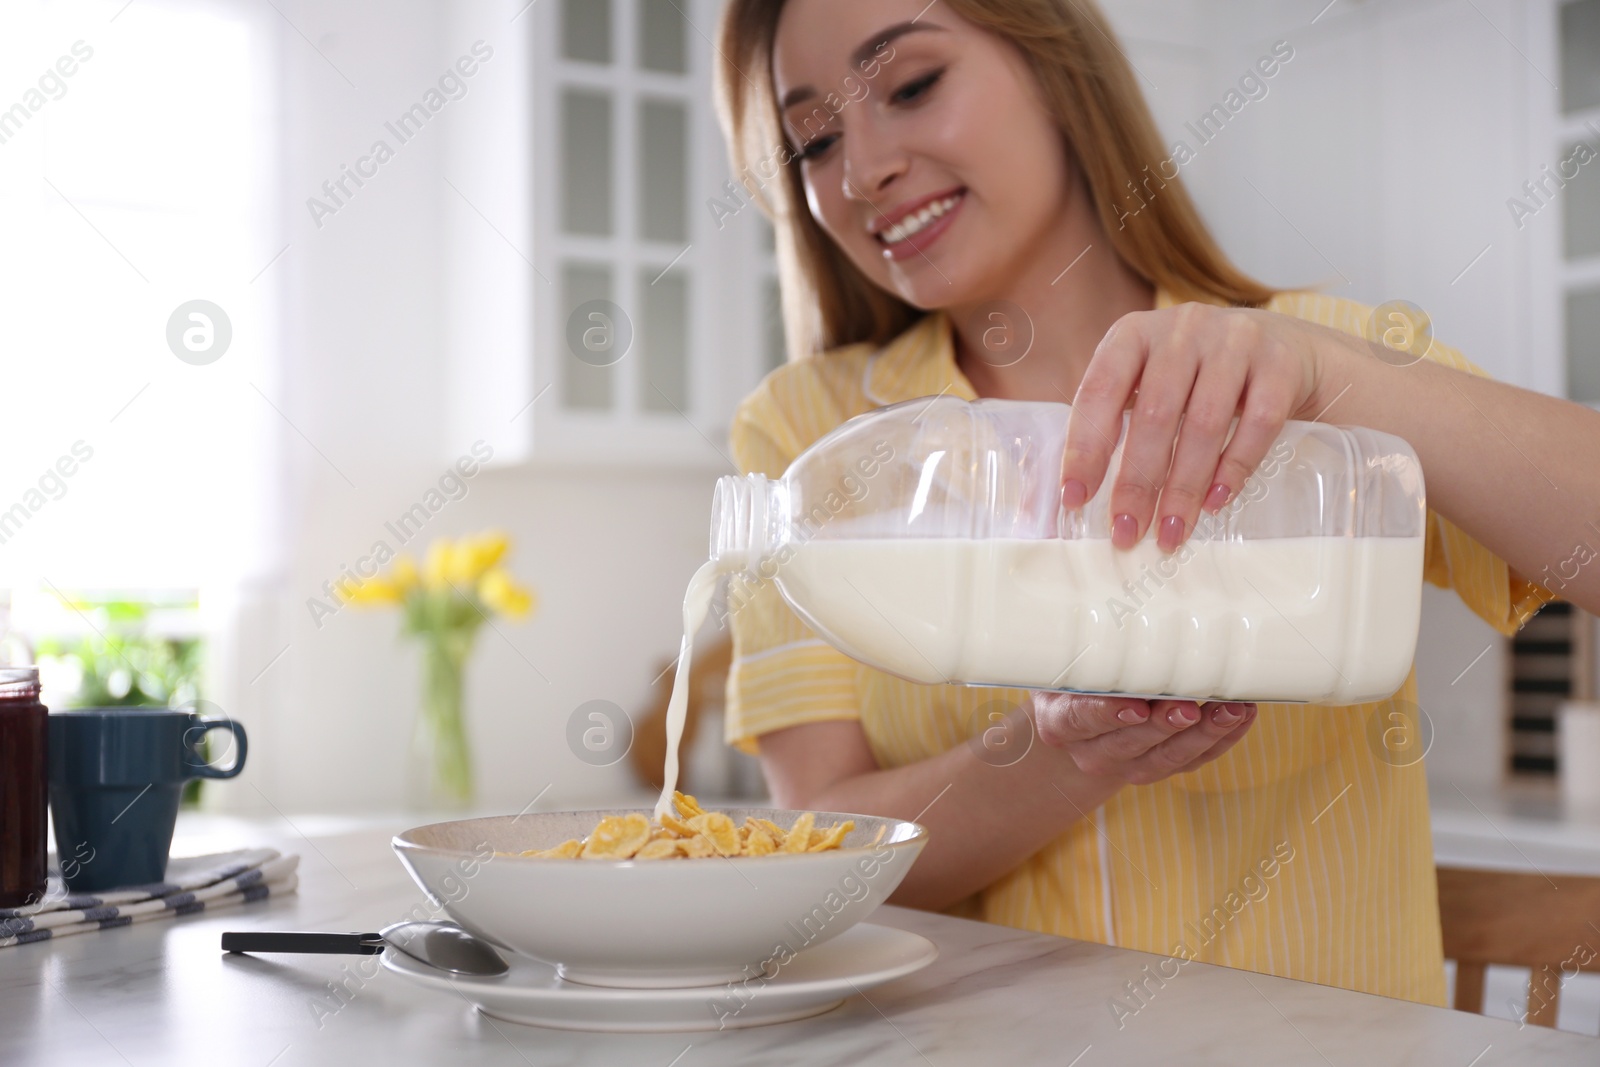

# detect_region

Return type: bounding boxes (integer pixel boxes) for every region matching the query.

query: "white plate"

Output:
[380,922,937,1032]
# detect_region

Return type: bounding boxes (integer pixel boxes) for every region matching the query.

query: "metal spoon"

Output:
[222,920,510,976]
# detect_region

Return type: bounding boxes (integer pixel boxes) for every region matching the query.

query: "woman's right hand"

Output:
[1030,693,1257,784]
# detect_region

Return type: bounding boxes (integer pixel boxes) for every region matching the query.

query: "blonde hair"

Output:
[714,0,1276,362]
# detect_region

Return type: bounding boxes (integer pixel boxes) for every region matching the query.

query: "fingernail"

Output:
[1168,704,1200,727]
[1204,483,1231,512]
[1117,705,1149,724]
[1213,704,1243,727]
[1112,513,1138,548]
[1158,515,1184,552]
[1062,479,1088,510]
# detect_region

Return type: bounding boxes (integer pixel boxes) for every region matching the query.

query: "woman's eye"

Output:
[891,69,943,105]
[787,68,944,162]
[795,133,839,161]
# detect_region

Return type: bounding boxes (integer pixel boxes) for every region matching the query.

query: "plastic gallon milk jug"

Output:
[709,396,1426,705]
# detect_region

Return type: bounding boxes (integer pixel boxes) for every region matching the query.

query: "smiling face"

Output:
[771,0,1081,312]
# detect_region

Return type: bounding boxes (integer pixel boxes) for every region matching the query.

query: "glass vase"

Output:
[408,628,477,811]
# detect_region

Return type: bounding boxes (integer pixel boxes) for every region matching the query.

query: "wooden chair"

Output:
[627,635,733,794]
[1436,864,1600,1029]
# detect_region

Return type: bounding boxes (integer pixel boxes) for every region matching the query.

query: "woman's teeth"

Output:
[880,193,963,245]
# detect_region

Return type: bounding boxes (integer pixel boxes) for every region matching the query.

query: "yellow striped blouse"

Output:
[724,288,1547,1007]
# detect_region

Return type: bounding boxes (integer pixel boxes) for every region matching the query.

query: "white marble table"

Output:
[2,813,1596,1066]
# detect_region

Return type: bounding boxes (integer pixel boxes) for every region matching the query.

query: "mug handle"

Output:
[185,718,248,779]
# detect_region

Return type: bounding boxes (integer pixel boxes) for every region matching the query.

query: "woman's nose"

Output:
[841,121,908,202]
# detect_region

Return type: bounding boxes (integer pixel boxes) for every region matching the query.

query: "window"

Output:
[0,0,279,591]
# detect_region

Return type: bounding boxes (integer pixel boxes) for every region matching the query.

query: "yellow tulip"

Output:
[478,568,535,619]
[390,553,420,593]
[422,539,453,591]
[342,576,403,606]
[444,542,477,585]
[449,530,510,584]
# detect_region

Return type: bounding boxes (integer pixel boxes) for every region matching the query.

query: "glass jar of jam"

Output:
[0,667,47,908]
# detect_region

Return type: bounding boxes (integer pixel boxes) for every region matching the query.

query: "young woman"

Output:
[713,0,1600,1006]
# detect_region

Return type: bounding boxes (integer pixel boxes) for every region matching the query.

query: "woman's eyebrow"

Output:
[778,21,945,110]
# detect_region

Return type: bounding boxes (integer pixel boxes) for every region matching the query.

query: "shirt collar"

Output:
[861,287,1176,407]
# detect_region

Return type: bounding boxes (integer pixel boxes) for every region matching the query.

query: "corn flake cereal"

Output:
[782,813,815,854]
[579,813,651,859]
[744,827,777,856]
[677,834,716,858]
[521,838,582,859]
[522,793,857,861]
[635,838,680,860]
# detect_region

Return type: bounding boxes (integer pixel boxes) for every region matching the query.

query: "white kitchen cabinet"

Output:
[446,0,773,470]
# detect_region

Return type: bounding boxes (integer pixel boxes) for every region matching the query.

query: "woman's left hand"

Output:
[1030,691,1258,785]
[1060,303,1357,551]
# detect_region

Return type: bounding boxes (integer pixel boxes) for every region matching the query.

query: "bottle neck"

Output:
[710,474,784,574]
[0,666,40,704]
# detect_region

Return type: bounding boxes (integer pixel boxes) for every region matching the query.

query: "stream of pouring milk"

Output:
[653,560,721,822]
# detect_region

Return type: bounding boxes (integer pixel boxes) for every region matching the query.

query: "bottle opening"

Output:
[710,474,780,574]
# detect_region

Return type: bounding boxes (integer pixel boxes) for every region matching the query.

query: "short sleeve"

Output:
[722,387,862,756]
[1416,340,1554,635]
[1423,511,1550,635]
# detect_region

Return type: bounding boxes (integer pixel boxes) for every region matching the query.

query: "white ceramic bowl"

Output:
[392,807,928,989]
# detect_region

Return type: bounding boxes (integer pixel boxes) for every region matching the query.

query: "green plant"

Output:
[37,595,206,803]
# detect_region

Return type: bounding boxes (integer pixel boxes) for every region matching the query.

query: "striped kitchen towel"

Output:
[1,848,284,917]
[0,850,298,947]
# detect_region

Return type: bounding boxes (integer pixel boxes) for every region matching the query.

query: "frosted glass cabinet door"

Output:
[1561,0,1600,113]
[640,268,688,412]
[638,99,688,243]
[639,0,688,73]
[564,263,616,411]
[563,0,612,64]
[763,276,785,372]
[530,0,773,456]
[562,91,613,236]
[1567,287,1600,404]
[1566,139,1600,260]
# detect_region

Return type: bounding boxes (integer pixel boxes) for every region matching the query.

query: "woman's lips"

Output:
[877,190,966,262]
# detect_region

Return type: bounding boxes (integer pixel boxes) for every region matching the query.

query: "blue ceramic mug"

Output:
[48,707,247,892]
